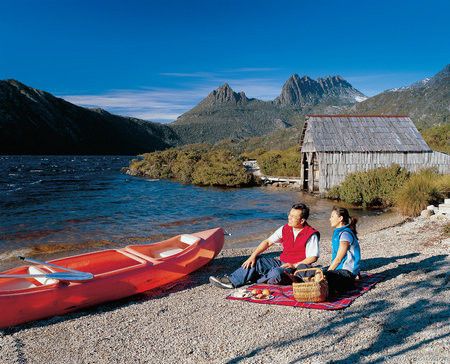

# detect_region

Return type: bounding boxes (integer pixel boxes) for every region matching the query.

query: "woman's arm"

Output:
[328,241,350,270]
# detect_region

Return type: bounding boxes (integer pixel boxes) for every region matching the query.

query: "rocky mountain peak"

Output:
[200,83,248,107]
[275,74,365,107]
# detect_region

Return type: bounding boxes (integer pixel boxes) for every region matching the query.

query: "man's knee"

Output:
[266,267,285,284]
[255,256,276,270]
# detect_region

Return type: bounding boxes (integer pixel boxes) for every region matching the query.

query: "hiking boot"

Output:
[209,275,234,289]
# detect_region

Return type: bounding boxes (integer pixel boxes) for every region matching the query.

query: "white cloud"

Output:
[60,75,285,122]
[60,87,210,122]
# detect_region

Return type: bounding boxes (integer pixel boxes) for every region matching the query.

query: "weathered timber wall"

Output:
[307,151,450,192]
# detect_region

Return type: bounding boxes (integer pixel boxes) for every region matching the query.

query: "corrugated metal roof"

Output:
[301,116,431,152]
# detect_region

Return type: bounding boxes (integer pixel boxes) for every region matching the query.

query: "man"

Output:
[209,203,320,289]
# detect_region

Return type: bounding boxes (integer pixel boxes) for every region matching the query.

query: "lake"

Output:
[0,155,385,268]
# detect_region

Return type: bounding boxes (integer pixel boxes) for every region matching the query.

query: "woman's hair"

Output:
[291,203,310,220]
[332,206,358,237]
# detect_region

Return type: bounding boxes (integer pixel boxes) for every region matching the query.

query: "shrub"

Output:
[127,145,255,187]
[421,124,450,154]
[256,146,301,176]
[331,165,409,207]
[395,169,447,216]
[191,149,253,187]
[326,185,341,200]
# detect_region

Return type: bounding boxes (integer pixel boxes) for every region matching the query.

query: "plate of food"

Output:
[249,288,274,301]
[251,294,274,301]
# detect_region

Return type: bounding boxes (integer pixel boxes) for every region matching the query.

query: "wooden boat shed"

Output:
[299,115,450,193]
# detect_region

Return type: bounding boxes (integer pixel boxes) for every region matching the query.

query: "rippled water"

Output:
[0,155,384,268]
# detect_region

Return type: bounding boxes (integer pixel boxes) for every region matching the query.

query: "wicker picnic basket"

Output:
[292,268,328,302]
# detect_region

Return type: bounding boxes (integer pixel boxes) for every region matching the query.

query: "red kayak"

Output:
[0,227,224,328]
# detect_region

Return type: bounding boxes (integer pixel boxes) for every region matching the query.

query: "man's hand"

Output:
[242,256,256,269]
[281,262,295,269]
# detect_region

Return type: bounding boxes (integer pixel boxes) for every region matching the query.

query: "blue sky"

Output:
[1,0,449,122]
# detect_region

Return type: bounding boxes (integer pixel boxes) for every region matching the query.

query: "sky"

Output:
[1,0,449,122]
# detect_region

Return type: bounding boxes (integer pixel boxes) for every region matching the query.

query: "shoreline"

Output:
[1,214,448,363]
[0,208,404,271]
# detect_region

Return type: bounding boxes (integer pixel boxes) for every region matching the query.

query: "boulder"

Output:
[420,209,434,218]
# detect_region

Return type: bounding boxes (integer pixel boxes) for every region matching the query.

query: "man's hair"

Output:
[291,203,310,220]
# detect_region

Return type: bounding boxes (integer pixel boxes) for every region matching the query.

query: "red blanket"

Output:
[226,273,384,310]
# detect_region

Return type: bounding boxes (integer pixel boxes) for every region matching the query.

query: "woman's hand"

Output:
[242,256,256,269]
[281,262,295,269]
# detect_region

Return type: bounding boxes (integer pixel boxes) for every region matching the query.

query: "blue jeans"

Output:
[228,256,293,287]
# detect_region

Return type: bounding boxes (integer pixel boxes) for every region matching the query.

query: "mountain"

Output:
[170,83,302,144]
[0,80,179,154]
[171,77,365,144]
[275,74,367,108]
[350,64,450,128]
[196,83,249,107]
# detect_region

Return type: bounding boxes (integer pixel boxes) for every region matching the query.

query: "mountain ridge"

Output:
[1,65,447,154]
[350,64,450,128]
[0,79,179,154]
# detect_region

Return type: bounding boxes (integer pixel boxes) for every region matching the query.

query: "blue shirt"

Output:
[331,225,361,275]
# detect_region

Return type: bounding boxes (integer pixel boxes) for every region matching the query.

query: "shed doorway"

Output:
[302,155,309,190]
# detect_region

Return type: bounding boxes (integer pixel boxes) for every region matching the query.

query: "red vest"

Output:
[279,224,318,264]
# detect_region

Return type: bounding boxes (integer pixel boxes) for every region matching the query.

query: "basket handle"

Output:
[294,267,324,279]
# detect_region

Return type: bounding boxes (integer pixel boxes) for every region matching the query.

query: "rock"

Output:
[426,205,436,211]
[421,209,434,218]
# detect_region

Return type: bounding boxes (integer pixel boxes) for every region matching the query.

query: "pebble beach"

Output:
[1,213,449,364]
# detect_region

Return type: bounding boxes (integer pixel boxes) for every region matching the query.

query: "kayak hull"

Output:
[0,227,224,328]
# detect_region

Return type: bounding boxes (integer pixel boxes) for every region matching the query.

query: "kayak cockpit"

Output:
[125,234,201,261]
[0,266,59,292]
[48,249,147,276]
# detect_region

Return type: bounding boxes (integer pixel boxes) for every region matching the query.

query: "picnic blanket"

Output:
[226,273,384,310]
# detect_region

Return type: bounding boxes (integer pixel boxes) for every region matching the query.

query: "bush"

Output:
[395,169,447,216]
[421,124,450,154]
[329,165,410,207]
[256,146,301,176]
[127,145,255,187]
[191,149,253,187]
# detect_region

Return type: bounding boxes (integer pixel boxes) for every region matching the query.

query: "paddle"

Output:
[18,256,90,275]
[0,272,94,282]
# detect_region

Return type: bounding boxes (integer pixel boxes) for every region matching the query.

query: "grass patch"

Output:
[395,169,448,216]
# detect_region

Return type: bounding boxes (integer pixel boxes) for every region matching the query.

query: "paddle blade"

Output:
[48,272,94,282]
[0,272,94,282]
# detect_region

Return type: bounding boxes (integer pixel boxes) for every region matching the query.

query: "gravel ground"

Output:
[1,213,449,364]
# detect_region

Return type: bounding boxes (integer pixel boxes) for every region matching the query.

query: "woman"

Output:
[323,206,361,293]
